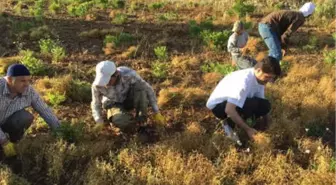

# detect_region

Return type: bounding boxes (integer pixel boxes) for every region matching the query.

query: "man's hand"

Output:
[246,128,258,141]
[2,142,17,157]
[153,113,166,125]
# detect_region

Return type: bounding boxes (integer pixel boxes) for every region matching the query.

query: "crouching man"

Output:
[91,60,165,132]
[0,64,60,157]
[206,57,281,143]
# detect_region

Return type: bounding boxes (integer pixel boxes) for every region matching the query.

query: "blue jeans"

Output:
[258,23,282,62]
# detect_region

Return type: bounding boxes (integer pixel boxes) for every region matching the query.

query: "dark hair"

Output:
[254,56,281,76]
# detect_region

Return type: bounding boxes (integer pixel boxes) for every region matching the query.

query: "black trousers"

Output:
[1,110,34,143]
[211,97,270,129]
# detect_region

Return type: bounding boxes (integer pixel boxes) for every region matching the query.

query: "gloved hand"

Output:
[153,113,166,125]
[2,142,17,157]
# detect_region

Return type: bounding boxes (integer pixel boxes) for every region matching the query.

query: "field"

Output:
[0,0,335,184]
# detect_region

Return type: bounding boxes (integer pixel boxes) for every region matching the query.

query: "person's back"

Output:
[260,10,305,40]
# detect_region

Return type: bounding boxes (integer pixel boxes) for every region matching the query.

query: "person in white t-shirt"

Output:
[206,56,281,141]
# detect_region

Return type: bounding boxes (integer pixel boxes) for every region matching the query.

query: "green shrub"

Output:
[188,19,214,37]
[39,38,58,55]
[104,32,134,47]
[112,13,128,24]
[47,92,66,107]
[201,62,236,76]
[68,79,91,103]
[29,0,45,20]
[151,61,168,79]
[154,46,168,61]
[110,0,125,9]
[228,0,255,18]
[149,2,165,10]
[51,46,66,63]
[19,50,47,75]
[280,60,291,73]
[53,121,84,143]
[323,49,336,65]
[303,36,318,51]
[30,25,51,40]
[67,1,94,17]
[200,30,231,50]
[49,1,61,14]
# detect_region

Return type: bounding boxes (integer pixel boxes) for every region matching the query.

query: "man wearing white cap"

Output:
[227,20,257,69]
[91,61,165,132]
[258,2,316,62]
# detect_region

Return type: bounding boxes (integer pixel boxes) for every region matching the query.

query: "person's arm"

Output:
[91,85,104,123]
[135,78,159,113]
[281,16,305,47]
[225,102,257,140]
[31,89,60,130]
[227,34,241,55]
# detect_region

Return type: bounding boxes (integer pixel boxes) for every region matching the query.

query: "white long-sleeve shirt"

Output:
[227,31,249,57]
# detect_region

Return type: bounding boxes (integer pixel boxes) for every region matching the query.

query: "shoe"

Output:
[222,121,242,146]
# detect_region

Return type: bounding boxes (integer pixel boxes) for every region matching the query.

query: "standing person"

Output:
[258,2,315,62]
[0,64,60,157]
[206,56,281,143]
[91,60,165,132]
[227,20,257,69]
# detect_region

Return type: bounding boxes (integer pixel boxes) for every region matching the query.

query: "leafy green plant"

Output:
[151,61,168,79]
[68,79,91,103]
[110,0,125,9]
[19,50,47,75]
[14,0,23,15]
[39,38,58,55]
[323,50,336,65]
[280,60,291,73]
[53,121,84,143]
[49,1,61,14]
[29,0,44,20]
[104,32,134,47]
[200,30,231,50]
[112,13,128,24]
[67,1,94,17]
[303,36,318,51]
[154,46,168,61]
[188,19,214,37]
[30,25,51,40]
[201,62,236,76]
[149,2,165,10]
[51,46,66,63]
[47,92,66,107]
[228,0,255,18]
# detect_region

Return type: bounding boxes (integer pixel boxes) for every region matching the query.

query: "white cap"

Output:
[299,2,315,17]
[93,60,116,86]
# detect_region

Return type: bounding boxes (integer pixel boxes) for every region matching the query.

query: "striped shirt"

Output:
[91,66,159,123]
[0,77,60,142]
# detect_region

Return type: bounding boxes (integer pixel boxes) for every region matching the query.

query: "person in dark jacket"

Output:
[258,2,315,62]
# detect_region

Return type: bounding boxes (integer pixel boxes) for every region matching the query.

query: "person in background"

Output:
[0,64,60,157]
[228,20,257,69]
[258,2,316,62]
